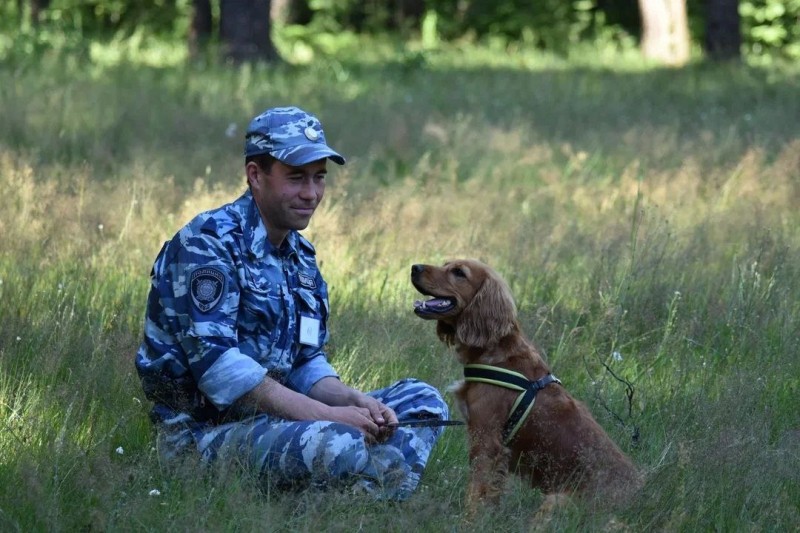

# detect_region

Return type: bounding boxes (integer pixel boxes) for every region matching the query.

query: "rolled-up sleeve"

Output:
[286,355,339,394]
[167,232,265,410]
[198,346,267,407]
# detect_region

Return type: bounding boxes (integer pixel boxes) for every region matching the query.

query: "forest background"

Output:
[1,1,799,531]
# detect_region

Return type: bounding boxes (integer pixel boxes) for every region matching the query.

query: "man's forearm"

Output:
[237,376,332,420]
[237,375,388,440]
[307,376,362,406]
[309,377,398,429]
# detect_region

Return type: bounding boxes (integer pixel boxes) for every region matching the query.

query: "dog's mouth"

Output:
[413,296,457,316]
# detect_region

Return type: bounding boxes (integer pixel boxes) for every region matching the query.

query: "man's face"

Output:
[248,158,327,247]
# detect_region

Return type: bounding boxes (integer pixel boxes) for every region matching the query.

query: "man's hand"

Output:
[239,376,402,444]
[351,393,398,443]
[309,377,398,443]
[324,405,383,444]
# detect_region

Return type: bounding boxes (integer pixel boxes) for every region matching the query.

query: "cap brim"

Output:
[271,144,346,166]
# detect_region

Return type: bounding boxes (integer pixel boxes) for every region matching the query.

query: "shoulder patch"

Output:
[190,267,226,313]
[298,271,317,289]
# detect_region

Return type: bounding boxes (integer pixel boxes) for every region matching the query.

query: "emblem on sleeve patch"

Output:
[190,267,226,313]
[298,272,317,289]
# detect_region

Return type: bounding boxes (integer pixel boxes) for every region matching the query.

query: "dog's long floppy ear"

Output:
[456,272,518,347]
[436,321,457,346]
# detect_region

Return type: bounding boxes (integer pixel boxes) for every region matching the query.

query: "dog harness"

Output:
[463,364,562,446]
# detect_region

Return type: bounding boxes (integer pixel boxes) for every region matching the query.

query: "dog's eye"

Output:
[451,267,467,278]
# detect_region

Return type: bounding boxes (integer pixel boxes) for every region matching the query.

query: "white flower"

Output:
[16,336,21,342]
[612,351,623,362]
[148,489,161,497]
[115,446,124,455]
[98,223,104,231]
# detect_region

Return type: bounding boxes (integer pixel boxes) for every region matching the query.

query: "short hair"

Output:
[246,153,276,173]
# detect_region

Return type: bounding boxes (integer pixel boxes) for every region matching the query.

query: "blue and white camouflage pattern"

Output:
[151,378,447,499]
[135,190,447,499]
[245,106,346,166]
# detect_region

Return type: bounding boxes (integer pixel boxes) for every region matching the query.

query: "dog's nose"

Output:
[411,264,424,277]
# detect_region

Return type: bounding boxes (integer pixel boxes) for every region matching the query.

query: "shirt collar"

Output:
[240,189,299,259]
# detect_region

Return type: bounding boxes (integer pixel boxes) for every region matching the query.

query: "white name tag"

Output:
[299,315,320,347]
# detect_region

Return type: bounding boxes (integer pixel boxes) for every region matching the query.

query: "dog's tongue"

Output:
[414,298,451,310]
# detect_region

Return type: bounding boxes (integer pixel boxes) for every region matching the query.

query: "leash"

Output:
[386,419,465,428]
[463,364,561,446]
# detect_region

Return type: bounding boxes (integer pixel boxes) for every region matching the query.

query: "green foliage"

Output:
[741,0,800,59]
[41,0,190,36]
[427,0,614,52]
[3,0,800,62]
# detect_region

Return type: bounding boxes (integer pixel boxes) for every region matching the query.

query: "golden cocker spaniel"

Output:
[411,259,640,514]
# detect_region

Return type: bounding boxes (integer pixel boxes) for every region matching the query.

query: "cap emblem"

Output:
[304,126,320,141]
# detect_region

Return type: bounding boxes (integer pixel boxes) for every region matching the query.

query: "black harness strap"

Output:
[463,364,562,445]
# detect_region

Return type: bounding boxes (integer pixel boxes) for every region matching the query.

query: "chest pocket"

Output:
[239,274,283,343]
[294,287,322,317]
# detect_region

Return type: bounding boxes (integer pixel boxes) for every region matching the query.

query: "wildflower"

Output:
[612,351,623,362]
[149,489,161,497]
[98,223,104,231]
[115,446,124,455]
[16,336,21,342]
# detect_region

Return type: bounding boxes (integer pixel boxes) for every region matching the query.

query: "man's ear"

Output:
[245,161,261,188]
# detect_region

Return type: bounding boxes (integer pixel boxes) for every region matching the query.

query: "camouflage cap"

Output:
[244,106,345,166]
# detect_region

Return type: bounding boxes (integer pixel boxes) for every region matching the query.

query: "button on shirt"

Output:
[135,190,338,420]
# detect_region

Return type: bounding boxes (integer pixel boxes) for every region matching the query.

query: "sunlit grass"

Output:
[1,38,799,530]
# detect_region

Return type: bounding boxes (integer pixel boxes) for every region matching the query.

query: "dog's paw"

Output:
[445,379,465,394]
[445,380,469,421]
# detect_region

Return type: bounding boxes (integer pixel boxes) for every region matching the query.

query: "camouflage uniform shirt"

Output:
[135,189,337,421]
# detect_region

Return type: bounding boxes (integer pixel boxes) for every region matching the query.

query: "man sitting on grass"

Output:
[135,106,448,499]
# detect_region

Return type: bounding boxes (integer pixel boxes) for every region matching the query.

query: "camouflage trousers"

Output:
[153,378,449,500]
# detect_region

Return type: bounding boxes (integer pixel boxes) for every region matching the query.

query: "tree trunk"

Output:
[705,0,741,61]
[638,0,690,65]
[392,0,426,31]
[188,0,213,60]
[220,0,280,64]
[20,0,51,26]
[275,0,313,25]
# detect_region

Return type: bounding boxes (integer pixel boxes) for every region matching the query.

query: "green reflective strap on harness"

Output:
[463,364,561,446]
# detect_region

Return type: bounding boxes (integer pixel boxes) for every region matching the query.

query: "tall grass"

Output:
[1,39,799,531]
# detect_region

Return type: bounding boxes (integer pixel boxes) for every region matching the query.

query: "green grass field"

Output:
[1,38,799,531]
